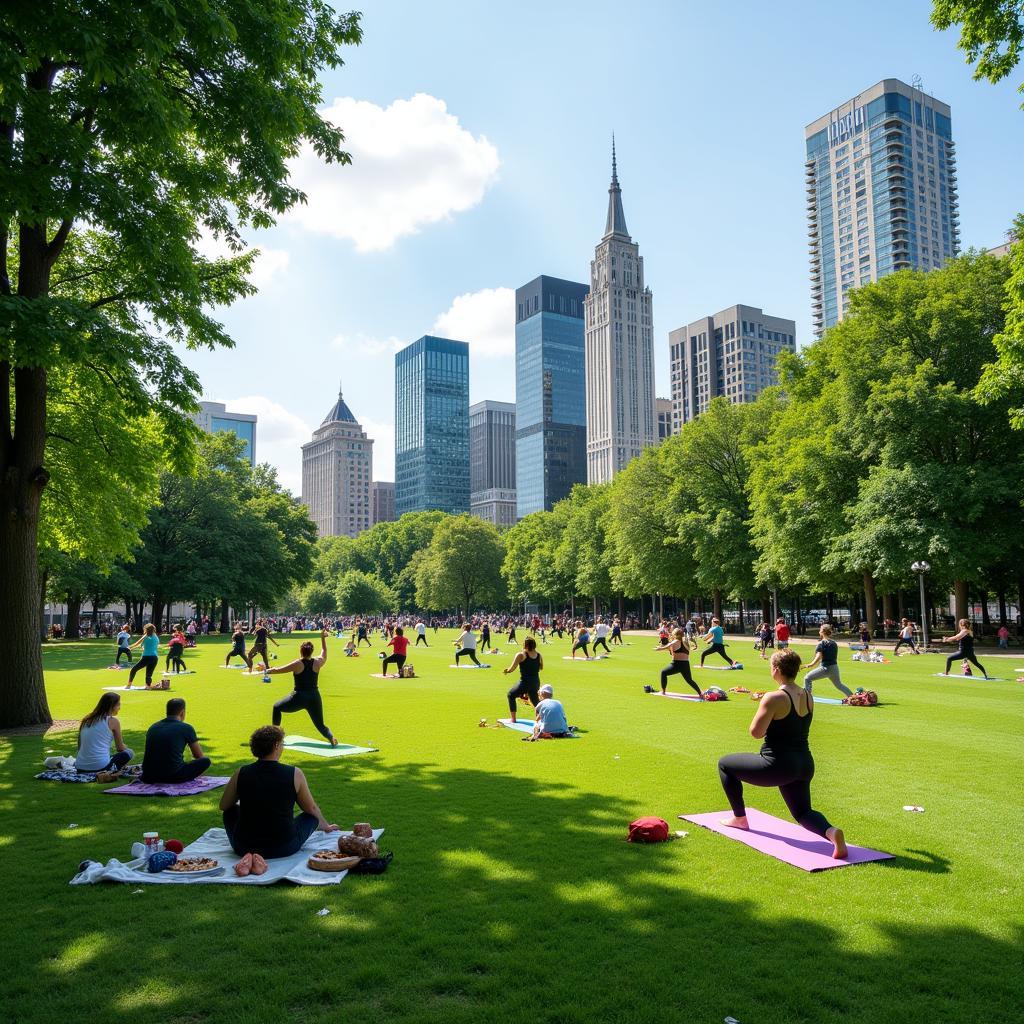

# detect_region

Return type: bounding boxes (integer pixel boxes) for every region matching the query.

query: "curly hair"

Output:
[771,649,802,681]
[250,724,285,758]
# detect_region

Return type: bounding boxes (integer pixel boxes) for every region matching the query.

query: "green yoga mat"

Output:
[282,736,378,757]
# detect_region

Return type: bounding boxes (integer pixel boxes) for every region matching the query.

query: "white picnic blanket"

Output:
[70,826,384,886]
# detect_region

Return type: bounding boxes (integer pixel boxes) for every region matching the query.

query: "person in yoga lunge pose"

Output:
[380,626,409,677]
[114,624,133,666]
[166,624,187,674]
[610,616,623,645]
[654,627,702,697]
[415,619,429,647]
[454,623,482,666]
[700,617,739,669]
[480,619,492,652]
[247,618,278,671]
[717,649,848,860]
[592,619,611,655]
[221,724,340,875]
[802,624,852,697]
[225,623,248,667]
[942,619,988,678]
[265,629,338,745]
[571,623,591,660]
[75,692,134,774]
[503,636,543,723]
[893,618,919,655]
[126,623,161,689]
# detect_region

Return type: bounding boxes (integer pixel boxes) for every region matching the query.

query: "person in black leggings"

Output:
[654,628,702,697]
[503,636,543,722]
[247,619,279,672]
[942,619,988,678]
[717,649,848,860]
[571,624,591,660]
[127,623,161,688]
[225,624,247,667]
[265,630,338,745]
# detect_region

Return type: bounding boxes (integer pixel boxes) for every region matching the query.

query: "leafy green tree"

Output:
[501,506,573,608]
[932,1,1024,104]
[335,570,396,616]
[416,515,505,613]
[0,2,362,725]
[298,580,338,616]
[978,217,1024,426]
[553,485,613,607]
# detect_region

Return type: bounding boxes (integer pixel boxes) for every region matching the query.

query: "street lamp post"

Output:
[911,561,931,650]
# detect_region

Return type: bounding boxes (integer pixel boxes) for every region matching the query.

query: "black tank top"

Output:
[232,631,244,646]
[235,760,297,848]
[762,691,812,758]
[294,657,318,692]
[255,627,268,644]
[958,632,974,655]
[519,652,541,684]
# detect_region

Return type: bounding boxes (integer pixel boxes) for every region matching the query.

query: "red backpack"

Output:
[628,816,670,843]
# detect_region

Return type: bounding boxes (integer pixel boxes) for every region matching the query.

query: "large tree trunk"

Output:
[953,580,969,623]
[997,590,1007,628]
[220,598,230,633]
[151,596,164,633]
[863,572,878,636]
[980,589,990,633]
[712,589,723,622]
[882,592,895,636]
[825,591,834,624]
[65,592,83,639]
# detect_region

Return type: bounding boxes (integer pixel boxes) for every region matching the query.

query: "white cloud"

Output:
[363,416,396,482]
[194,229,290,288]
[286,93,500,251]
[432,287,514,358]
[331,332,404,357]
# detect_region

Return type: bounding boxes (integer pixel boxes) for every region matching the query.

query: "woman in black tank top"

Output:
[503,637,543,722]
[263,630,338,745]
[716,649,848,860]
[942,619,988,678]
[221,724,340,868]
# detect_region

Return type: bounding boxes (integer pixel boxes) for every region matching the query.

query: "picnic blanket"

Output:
[70,826,384,886]
[104,776,230,797]
[36,765,143,784]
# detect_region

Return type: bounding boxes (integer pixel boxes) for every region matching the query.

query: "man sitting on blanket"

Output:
[528,685,573,741]
[219,725,340,876]
[140,698,211,784]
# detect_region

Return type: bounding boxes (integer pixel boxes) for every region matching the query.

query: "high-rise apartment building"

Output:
[584,143,656,483]
[301,385,373,538]
[469,400,517,527]
[394,335,470,516]
[371,481,396,525]
[669,306,796,426]
[192,401,257,465]
[655,398,673,440]
[515,275,589,517]
[806,78,959,336]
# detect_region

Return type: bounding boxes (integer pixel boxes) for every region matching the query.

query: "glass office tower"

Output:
[515,275,589,518]
[806,78,959,336]
[394,335,470,516]
[192,401,257,465]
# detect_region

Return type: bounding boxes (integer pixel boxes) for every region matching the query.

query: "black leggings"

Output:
[129,655,158,685]
[115,646,132,665]
[661,659,701,696]
[415,635,429,646]
[507,680,540,714]
[381,653,406,675]
[572,642,590,658]
[248,644,268,669]
[142,756,211,785]
[223,805,319,859]
[357,636,372,646]
[226,645,246,666]
[718,751,832,837]
[946,649,987,676]
[455,648,481,665]
[273,689,333,741]
[893,637,917,654]
[593,637,609,653]
[166,643,186,673]
[701,642,733,666]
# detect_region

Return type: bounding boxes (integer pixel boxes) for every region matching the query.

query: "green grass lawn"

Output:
[1,630,1021,1024]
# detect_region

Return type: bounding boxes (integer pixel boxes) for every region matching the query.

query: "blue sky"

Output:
[182,0,1024,492]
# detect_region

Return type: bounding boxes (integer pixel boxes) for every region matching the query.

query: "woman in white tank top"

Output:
[76,692,134,773]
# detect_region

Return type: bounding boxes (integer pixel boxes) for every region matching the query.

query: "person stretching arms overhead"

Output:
[264,629,339,746]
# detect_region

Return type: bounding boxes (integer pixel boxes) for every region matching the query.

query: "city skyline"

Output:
[178,1,1024,495]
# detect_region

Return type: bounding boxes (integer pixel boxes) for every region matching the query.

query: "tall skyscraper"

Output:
[371,481,396,525]
[192,401,257,465]
[301,384,373,538]
[470,400,517,527]
[806,78,959,336]
[655,397,673,440]
[394,335,470,516]
[669,305,796,426]
[583,141,656,484]
[515,275,589,517]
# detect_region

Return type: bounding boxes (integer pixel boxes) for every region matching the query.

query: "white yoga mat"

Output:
[931,673,1003,681]
[70,827,383,886]
[283,736,378,758]
[448,664,491,669]
[102,686,172,692]
[561,656,608,661]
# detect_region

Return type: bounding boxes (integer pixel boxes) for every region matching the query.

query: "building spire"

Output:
[604,134,629,239]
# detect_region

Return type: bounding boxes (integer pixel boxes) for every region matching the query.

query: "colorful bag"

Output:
[627,816,670,843]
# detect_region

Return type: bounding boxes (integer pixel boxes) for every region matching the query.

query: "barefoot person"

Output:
[126,623,161,689]
[454,623,482,666]
[225,623,247,667]
[893,618,919,655]
[802,624,852,697]
[942,619,989,679]
[700,617,740,669]
[716,649,847,860]
[140,698,211,783]
[220,725,340,875]
[265,629,338,745]
[503,636,543,723]
[654,627,702,698]
[75,693,134,774]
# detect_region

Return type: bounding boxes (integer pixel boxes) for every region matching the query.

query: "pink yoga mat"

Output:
[104,776,230,797]
[680,808,893,871]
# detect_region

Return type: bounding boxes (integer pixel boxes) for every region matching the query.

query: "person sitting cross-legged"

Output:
[76,692,134,775]
[140,698,211,784]
[220,725,339,876]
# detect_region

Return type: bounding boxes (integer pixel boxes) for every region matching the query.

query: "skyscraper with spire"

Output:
[301,383,374,538]
[583,140,656,484]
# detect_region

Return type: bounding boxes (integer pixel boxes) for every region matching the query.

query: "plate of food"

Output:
[307,850,361,873]
[165,856,223,878]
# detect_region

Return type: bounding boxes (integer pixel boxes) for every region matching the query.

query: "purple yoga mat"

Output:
[680,808,893,872]
[654,691,702,702]
[103,776,230,797]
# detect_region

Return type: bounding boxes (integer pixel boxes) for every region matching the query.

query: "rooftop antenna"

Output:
[911,73,923,92]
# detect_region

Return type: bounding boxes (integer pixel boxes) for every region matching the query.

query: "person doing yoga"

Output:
[220,725,340,875]
[381,626,409,677]
[226,623,247,667]
[717,649,848,860]
[571,623,591,660]
[700,617,740,669]
[893,618,919,655]
[610,616,623,645]
[942,619,988,678]
[76,693,134,774]
[454,623,482,666]
[265,629,338,746]
[802,624,852,697]
[141,698,211,783]
[481,619,492,651]
[166,624,187,674]
[654,627,702,697]
[126,623,161,688]
[115,624,132,665]
[415,620,428,646]
[247,618,278,671]
[592,619,611,654]
[503,636,543,723]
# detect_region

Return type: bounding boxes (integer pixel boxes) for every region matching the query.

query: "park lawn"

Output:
[1,630,1021,1024]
